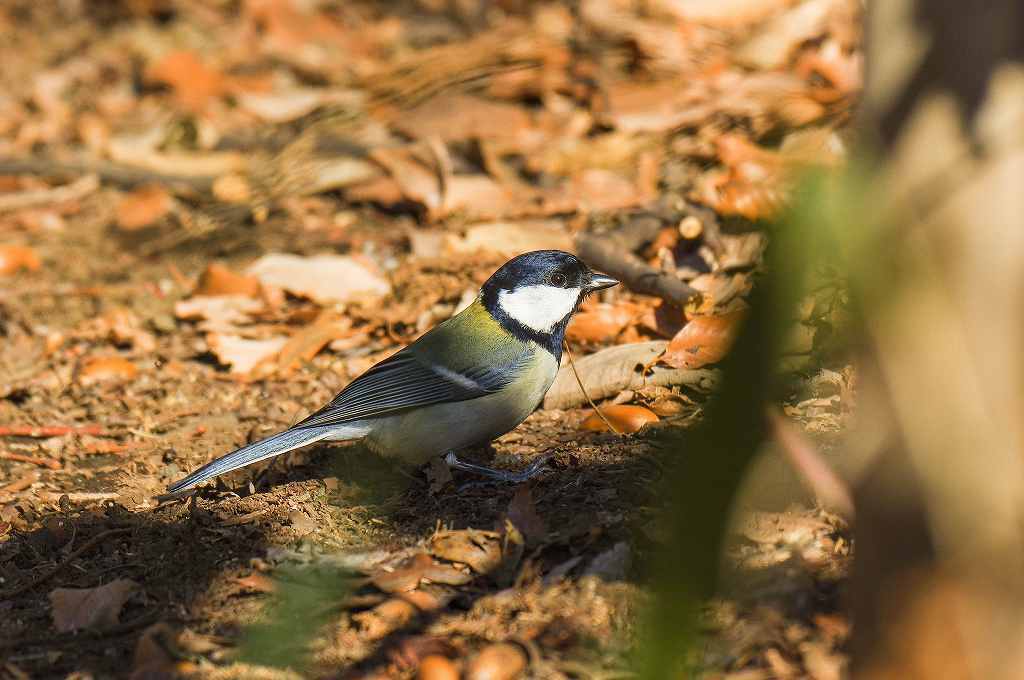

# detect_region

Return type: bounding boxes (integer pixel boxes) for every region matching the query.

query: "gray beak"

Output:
[585,272,619,292]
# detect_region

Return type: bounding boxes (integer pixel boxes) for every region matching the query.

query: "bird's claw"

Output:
[444,451,552,483]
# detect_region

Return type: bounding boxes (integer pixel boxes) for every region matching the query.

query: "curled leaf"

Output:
[193,262,262,298]
[116,185,174,231]
[581,404,659,433]
[566,303,642,343]
[663,310,747,369]
[0,245,42,276]
[78,357,139,385]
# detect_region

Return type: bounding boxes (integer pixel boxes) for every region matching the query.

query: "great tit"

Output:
[167,250,618,493]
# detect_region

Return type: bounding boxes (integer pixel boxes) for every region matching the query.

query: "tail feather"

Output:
[167,426,335,493]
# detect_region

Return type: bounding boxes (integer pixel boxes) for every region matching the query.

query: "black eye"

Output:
[550,272,567,287]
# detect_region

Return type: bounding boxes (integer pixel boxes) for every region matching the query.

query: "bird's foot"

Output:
[444,451,552,484]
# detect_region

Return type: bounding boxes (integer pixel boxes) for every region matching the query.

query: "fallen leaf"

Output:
[396,94,533,143]
[79,356,139,385]
[130,623,196,680]
[145,51,225,111]
[372,554,432,593]
[581,404,659,433]
[354,598,418,640]
[718,232,767,270]
[50,579,138,632]
[566,302,642,343]
[193,262,262,298]
[234,573,276,594]
[465,642,527,680]
[663,310,747,369]
[0,245,42,275]
[174,295,264,331]
[658,0,793,26]
[418,655,459,680]
[446,220,571,257]
[247,253,391,304]
[430,529,503,574]
[370,146,442,216]
[504,485,547,546]
[736,0,839,70]
[251,314,353,378]
[116,185,174,231]
[211,173,252,203]
[236,88,329,124]
[206,333,288,374]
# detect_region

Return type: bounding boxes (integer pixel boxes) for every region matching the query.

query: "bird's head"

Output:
[480,250,618,351]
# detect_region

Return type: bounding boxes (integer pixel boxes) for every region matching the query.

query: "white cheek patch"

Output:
[498,285,582,333]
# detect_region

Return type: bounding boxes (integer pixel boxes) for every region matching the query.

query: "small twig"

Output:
[0,451,61,469]
[0,527,132,600]
[576,232,698,306]
[0,424,107,437]
[564,341,620,434]
[0,174,99,213]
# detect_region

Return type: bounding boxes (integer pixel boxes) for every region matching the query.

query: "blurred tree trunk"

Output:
[851,0,1024,677]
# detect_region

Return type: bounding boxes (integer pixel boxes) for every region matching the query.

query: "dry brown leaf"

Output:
[0,244,41,276]
[236,89,329,124]
[446,220,571,257]
[251,314,353,378]
[354,598,418,640]
[566,302,642,343]
[442,175,517,220]
[736,0,839,70]
[78,356,139,385]
[418,655,459,680]
[430,529,503,574]
[50,578,137,632]
[656,0,793,26]
[205,333,288,375]
[130,623,197,680]
[145,51,225,112]
[174,296,264,331]
[465,643,528,680]
[370,146,442,216]
[234,573,276,594]
[211,173,252,203]
[581,404,659,433]
[396,94,533,143]
[193,262,262,298]
[116,185,174,231]
[372,553,432,594]
[247,253,391,304]
[663,310,747,369]
[504,485,547,546]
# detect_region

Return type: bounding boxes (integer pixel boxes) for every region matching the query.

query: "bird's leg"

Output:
[444,451,552,483]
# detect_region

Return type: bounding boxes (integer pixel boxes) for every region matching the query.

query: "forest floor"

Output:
[0,1,858,677]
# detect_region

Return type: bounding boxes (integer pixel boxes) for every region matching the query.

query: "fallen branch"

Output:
[0,424,107,437]
[0,156,215,193]
[576,230,699,306]
[0,451,61,469]
[0,174,99,213]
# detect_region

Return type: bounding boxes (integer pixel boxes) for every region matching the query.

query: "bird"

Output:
[166,250,618,494]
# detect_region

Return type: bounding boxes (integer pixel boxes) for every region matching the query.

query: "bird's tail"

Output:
[167,425,341,494]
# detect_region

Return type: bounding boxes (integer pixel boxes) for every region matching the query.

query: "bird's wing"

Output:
[294,348,519,429]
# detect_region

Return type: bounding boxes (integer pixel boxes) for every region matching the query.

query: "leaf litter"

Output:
[0,0,860,677]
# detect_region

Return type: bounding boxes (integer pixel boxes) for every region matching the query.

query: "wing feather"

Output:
[294,349,519,429]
